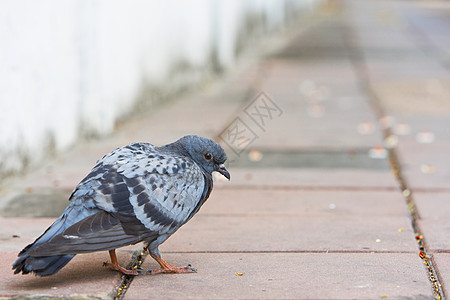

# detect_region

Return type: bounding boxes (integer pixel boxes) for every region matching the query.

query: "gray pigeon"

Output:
[13,135,230,276]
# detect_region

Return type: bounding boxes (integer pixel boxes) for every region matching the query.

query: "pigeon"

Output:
[12,135,230,276]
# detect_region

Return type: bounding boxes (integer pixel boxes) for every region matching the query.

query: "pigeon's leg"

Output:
[146,249,197,275]
[103,250,140,276]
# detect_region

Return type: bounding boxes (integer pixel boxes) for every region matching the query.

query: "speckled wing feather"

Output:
[29,143,206,256]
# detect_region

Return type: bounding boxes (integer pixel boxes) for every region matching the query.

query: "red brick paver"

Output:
[128,253,431,299]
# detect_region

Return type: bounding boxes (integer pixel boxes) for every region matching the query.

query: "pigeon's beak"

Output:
[217,164,230,180]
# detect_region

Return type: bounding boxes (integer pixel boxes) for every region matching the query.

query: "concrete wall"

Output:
[0,0,316,178]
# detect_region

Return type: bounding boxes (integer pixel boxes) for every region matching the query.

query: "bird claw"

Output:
[103,261,140,276]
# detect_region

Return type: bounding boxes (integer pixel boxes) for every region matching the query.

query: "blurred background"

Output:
[1,0,450,191]
[0,0,317,179]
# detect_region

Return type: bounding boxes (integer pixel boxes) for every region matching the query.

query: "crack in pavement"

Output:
[110,248,147,300]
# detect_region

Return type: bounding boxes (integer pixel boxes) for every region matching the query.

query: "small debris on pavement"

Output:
[357,121,375,135]
[369,146,387,159]
[317,85,330,100]
[416,130,435,144]
[394,122,411,135]
[420,164,436,174]
[379,115,395,129]
[402,189,411,197]
[236,272,245,276]
[299,80,316,96]
[248,149,263,162]
[384,135,398,148]
[307,103,324,118]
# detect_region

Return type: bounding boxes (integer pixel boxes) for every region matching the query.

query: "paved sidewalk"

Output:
[1,0,450,299]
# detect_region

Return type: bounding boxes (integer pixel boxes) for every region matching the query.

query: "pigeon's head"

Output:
[179,135,230,180]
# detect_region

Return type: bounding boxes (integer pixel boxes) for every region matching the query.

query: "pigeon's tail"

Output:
[12,253,75,276]
[12,213,76,276]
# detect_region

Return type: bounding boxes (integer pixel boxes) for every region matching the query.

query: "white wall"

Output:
[0,0,316,178]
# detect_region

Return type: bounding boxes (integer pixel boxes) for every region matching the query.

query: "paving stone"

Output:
[161,213,417,253]
[0,218,55,252]
[394,118,450,190]
[414,192,450,221]
[408,191,450,252]
[434,253,450,296]
[0,190,72,218]
[418,219,450,252]
[372,80,450,116]
[417,217,450,252]
[228,149,390,170]
[215,168,398,190]
[126,253,433,299]
[202,189,408,217]
[0,251,124,298]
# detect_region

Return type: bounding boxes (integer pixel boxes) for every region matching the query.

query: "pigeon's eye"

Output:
[204,153,213,161]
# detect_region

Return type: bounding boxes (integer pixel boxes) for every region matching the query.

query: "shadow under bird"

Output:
[13,135,230,276]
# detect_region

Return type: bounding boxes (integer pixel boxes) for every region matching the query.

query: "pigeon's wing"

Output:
[29,143,206,256]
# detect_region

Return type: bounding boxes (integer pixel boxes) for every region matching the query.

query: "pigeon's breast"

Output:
[125,157,205,234]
